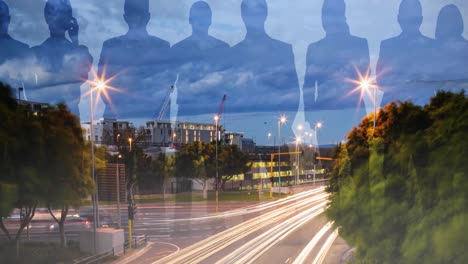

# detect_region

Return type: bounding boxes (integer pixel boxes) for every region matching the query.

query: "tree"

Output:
[41,104,95,248]
[326,91,468,263]
[0,82,101,248]
[218,145,251,190]
[176,142,215,199]
[0,83,18,238]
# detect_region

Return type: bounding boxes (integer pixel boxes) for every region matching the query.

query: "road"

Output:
[1,185,346,264]
[125,186,340,264]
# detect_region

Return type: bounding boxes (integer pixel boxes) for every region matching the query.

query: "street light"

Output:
[214,114,219,211]
[88,79,108,253]
[313,122,322,184]
[278,115,287,194]
[359,78,378,132]
[116,154,122,229]
[128,137,133,152]
[295,136,302,185]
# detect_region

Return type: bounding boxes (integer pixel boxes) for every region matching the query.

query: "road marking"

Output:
[150,241,180,264]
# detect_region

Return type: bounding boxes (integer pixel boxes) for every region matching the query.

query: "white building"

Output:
[82,118,131,144]
[146,121,217,146]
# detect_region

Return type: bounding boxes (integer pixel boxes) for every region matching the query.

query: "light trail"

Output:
[292,222,334,264]
[312,229,339,264]
[152,190,328,264]
[147,187,326,223]
[219,201,328,264]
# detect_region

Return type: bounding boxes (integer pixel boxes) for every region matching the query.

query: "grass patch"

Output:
[0,240,86,264]
[135,191,289,203]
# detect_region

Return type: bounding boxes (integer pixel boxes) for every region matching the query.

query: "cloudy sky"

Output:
[3,0,468,144]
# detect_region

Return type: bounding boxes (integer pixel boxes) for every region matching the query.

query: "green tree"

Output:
[326,91,468,263]
[41,104,95,248]
[0,83,19,238]
[218,145,251,190]
[176,142,215,199]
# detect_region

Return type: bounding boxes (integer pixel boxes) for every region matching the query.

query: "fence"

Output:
[73,234,148,264]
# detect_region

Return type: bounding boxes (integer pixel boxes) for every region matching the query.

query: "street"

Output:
[124,186,341,264]
[1,186,347,264]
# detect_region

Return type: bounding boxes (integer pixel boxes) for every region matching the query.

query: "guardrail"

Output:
[73,248,115,264]
[74,234,148,264]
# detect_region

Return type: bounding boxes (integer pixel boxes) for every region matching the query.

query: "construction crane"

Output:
[156,85,174,121]
[155,75,178,121]
[218,94,227,119]
[216,94,227,143]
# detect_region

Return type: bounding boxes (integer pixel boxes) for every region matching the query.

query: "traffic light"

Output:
[314,151,320,164]
[128,205,133,220]
[128,204,137,220]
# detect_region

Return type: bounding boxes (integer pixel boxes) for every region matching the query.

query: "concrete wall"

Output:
[80,228,125,256]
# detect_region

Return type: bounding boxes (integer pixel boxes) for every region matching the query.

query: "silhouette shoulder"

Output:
[270,38,292,51]
[102,35,170,49]
[380,37,395,50]
[352,35,368,46]
[147,36,170,48]
[210,37,230,49]
[15,39,30,50]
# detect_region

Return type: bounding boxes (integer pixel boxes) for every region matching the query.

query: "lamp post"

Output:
[295,136,302,185]
[127,137,134,246]
[360,79,378,132]
[116,154,122,229]
[296,125,304,185]
[90,80,105,253]
[214,115,219,211]
[313,122,322,184]
[17,87,23,103]
[278,116,287,194]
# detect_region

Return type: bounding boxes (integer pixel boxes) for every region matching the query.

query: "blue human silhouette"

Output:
[304,0,370,110]
[433,4,468,88]
[377,0,437,106]
[0,0,30,65]
[31,0,93,116]
[302,0,369,144]
[98,0,171,119]
[225,0,300,114]
[171,1,230,118]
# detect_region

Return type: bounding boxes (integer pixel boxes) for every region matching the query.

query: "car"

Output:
[47,217,90,232]
[77,209,118,228]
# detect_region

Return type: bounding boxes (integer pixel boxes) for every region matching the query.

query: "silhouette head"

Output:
[44,0,73,36]
[398,0,423,33]
[0,0,10,35]
[124,0,150,30]
[436,4,464,41]
[190,1,212,34]
[321,0,349,35]
[241,0,268,30]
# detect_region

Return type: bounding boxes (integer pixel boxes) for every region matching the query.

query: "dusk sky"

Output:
[1,0,467,145]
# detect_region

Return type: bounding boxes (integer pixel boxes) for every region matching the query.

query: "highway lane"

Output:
[1,186,340,264]
[143,187,329,264]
